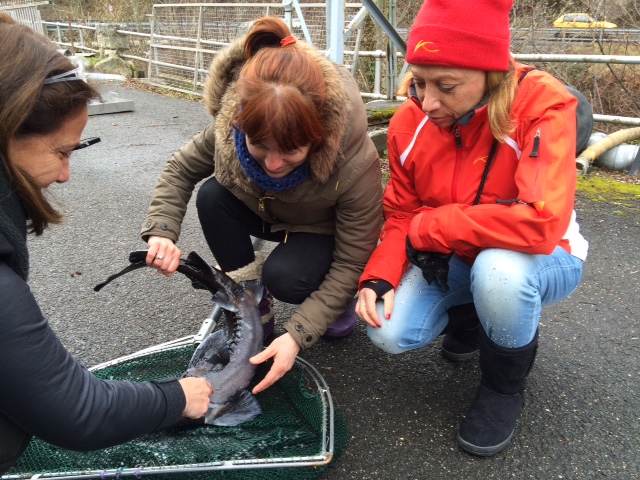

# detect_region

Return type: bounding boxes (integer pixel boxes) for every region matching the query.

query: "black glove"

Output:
[405,236,453,292]
[362,279,394,300]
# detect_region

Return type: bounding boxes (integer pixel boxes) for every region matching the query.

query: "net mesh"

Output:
[7,344,348,480]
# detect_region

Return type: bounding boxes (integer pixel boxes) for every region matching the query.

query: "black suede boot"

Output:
[441,303,480,361]
[458,327,538,456]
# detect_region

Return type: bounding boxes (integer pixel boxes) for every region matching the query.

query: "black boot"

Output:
[441,303,480,361]
[458,327,538,456]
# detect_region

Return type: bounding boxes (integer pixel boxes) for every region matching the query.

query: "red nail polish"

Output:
[385,313,391,319]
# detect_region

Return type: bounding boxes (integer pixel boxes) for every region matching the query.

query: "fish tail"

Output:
[93,261,148,291]
[207,389,262,426]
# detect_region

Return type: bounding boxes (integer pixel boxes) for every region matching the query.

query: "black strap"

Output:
[472,67,537,206]
[473,138,499,206]
[518,66,538,85]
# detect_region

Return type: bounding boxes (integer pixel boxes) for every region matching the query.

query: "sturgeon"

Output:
[95,250,264,426]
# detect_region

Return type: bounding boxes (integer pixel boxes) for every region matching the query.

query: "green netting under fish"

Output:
[5,344,348,480]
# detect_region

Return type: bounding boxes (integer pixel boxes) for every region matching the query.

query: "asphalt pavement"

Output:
[27,82,640,480]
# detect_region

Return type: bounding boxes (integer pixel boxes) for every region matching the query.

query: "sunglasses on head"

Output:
[73,137,101,151]
[408,80,422,109]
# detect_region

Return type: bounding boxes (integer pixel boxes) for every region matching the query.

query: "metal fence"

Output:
[40,1,400,100]
[13,1,640,126]
[0,0,46,35]
[144,2,383,96]
[510,26,640,52]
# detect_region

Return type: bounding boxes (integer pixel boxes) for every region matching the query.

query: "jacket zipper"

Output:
[258,195,283,237]
[258,195,275,212]
[453,126,463,149]
[451,126,463,203]
[529,129,540,158]
[530,129,541,197]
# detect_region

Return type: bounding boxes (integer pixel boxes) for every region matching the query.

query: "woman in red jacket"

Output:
[356,0,588,456]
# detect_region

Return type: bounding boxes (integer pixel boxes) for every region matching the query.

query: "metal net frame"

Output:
[3,312,347,480]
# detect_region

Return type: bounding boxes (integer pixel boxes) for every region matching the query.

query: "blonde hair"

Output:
[397,70,413,97]
[486,65,517,141]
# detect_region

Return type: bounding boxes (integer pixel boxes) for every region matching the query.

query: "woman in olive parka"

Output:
[141,16,384,393]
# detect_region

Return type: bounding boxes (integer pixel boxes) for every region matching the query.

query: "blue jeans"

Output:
[367,247,584,353]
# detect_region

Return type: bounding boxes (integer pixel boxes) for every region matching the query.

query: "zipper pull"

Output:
[258,195,275,212]
[529,129,540,158]
[454,127,462,148]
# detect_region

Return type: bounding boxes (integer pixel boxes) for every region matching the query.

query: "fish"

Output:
[95,250,264,426]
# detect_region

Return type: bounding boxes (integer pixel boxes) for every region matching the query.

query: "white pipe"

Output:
[85,72,127,82]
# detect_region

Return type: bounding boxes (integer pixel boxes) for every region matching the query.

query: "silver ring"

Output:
[155,255,164,261]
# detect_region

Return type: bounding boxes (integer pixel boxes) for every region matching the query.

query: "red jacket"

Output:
[360,63,588,289]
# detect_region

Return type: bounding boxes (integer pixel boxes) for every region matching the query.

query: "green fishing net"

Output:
[5,344,348,480]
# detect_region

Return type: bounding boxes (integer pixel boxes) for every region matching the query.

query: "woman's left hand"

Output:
[249,333,300,394]
[357,287,394,328]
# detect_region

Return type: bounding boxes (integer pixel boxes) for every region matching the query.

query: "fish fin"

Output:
[184,251,213,272]
[187,330,229,371]
[177,251,228,296]
[207,389,262,426]
[191,280,209,290]
[238,279,264,305]
[211,291,238,312]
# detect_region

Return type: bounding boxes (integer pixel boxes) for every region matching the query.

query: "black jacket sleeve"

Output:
[0,262,186,451]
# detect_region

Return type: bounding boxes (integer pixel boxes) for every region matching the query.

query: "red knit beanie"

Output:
[406,0,512,72]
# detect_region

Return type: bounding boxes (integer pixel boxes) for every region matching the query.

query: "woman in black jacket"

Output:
[0,14,212,473]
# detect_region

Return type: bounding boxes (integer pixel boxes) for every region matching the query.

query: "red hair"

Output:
[234,17,326,152]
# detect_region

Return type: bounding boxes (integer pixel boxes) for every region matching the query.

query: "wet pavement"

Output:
[27,82,640,480]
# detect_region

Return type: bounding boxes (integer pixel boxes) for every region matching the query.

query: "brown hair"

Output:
[0,13,99,234]
[234,17,326,152]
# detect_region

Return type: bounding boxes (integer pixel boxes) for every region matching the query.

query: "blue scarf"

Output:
[233,129,309,192]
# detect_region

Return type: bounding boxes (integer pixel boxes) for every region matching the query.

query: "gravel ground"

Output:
[26,82,640,480]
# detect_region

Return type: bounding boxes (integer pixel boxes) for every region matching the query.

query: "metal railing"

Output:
[1,1,47,34]
[39,7,640,126]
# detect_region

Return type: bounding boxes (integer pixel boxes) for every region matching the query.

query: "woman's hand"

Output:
[356,287,395,328]
[146,236,182,275]
[249,333,300,394]
[178,377,213,419]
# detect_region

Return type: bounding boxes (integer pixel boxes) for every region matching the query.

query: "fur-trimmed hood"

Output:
[203,34,352,185]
